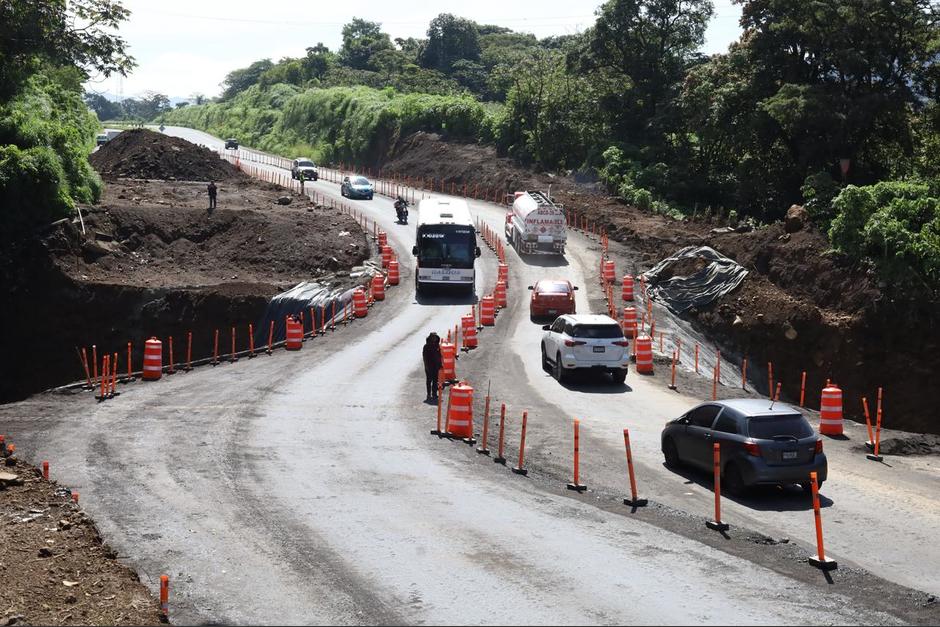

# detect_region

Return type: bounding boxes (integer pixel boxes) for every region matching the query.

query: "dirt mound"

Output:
[0,455,164,626]
[89,129,242,181]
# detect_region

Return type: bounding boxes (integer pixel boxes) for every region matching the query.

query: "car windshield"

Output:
[747,414,814,439]
[352,177,369,186]
[417,225,475,267]
[571,324,622,339]
[298,160,314,167]
[538,282,570,294]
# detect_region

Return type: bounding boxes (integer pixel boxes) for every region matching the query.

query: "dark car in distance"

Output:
[224,138,239,150]
[660,399,827,495]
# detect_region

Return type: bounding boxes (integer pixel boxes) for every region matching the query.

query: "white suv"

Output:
[541,314,630,384]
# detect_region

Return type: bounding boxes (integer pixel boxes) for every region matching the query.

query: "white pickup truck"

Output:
[504,190,567,255]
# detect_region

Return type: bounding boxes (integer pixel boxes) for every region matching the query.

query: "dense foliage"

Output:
[160,0,940,291]
[1,0,133,231]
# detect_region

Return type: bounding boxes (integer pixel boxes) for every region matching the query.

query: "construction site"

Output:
[1,126,939,626]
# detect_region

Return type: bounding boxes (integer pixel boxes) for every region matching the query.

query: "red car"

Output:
[529,280,578,319]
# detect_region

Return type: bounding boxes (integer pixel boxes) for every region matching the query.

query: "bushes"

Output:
[829,181,940,291]
[0,71,101,231]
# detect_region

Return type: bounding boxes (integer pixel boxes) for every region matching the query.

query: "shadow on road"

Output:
[415,288,479,307]
[539,371,633,394]
[663,463,834,511]
[518,254,571,268]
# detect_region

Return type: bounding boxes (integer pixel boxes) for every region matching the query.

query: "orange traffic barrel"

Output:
[378,231,387,247]
[371,274,385,301]
[462,314,478,349]
[621,306,638,339]
[819,385,844,436]
[381,245,392,269]
[388,260,400,286]
[622,275,634,301]
[635,335,653,374]
[446,382,474,439]
[603,260,616,283]
[352,289,368,318]
[142,337,163,380]
[494,280,507,308]
[285,318,303,350]
[498,263,509,285]
[441,341,457,381]
[480,295,496,326]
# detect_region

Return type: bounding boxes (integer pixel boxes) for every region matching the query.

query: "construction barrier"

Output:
[377,231,387,247]
[621,307,638,339]
[445,382,474,440]
[602,260,616,283]
[635,335,653,374]
[497,263,509,285]
[285,318,303,350]
[371,274,386,301]
[461,314,478,349]
[622,274,634,301]
[352,288,368,317]
[480,295,496,326]
[381,246,392,268]
[142,337,162,381]
[388,260,400,286]
[440,341,457,382]
[494,280,507,309]
[819,384,844,436]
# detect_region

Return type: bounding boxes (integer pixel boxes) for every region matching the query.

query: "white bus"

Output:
[412,198,481,295]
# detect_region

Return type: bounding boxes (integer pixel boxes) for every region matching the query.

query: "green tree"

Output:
[339,18,393,71]
[220,59,274,100]
[83,91,123,120]
[419,14,482,74]
[302,43,335,81]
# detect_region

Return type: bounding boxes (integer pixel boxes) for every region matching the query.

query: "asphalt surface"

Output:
[1,126,938,624]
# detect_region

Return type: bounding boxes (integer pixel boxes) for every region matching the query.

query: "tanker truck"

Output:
[504,190,567,255]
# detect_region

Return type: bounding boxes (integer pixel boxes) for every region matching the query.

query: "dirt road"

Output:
[1,126,937,624]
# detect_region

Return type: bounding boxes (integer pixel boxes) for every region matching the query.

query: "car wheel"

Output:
[541,344,550,372]
[663,438,680,467]
[611,369,627,385]
[553,354,567,383]
[723,463,746,497]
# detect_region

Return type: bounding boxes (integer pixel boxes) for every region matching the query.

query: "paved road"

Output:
[0,126,936,624]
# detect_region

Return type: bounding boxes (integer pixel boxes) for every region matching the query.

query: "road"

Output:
[0,125,937,625]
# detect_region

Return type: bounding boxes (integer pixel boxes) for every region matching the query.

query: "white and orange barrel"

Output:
[388,260,400,286]
[377,231,387,247]
[285,318,303,350]
[819,385,844,436]
[635,335,653,374]
[446,382,474,439]
[494,280,507,308]
[352,289,368,318]
[480,295,496,326]
[603,260,616,283]
[440,341,457,381]
[497,262,509,285]
[621,306,638,339]
[622,274,634,301]
[142,337,163,380]
[371,274,385,301]
[381,245,392,269]
[462,314,478,349]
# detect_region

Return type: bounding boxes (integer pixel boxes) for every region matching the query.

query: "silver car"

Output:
[660,399,827,495]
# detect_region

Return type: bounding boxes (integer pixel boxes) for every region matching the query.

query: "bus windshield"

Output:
[417,225,475,268]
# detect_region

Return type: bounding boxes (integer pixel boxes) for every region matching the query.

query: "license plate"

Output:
[440,276,449,281]
[593,346,605,353]
[783,451,797,460]
[548,309,557,314]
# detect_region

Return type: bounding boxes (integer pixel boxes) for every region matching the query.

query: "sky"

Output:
[83,0,743,101]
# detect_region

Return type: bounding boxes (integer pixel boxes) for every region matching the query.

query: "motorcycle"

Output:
[395,198,409,224]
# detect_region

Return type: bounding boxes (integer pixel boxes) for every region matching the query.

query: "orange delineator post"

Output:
[81,347,92,388]
[694,343,699,374]
[494,403,507,465]
[808,471,837,570]
[775,382,781,402]
[42,460,49,480]
[110,352,117,395]
[800,371,807,406]
[185,332,193,371]
[768,362,774,398]
[125,342,133,381]
[623,428,647,507]
[567,419,586,492]
[267,321,274,354]
[741,357,747,390]
[868,387,884,462]
[160,574,169,616]
[99,354,108,400]
[166,337,175,374]
[212,329,220,365]
[863,396,874,447]
[92,345,98,386]
[511,411,528,476]
[476,394,491,455]
[230,327,238,362]
[712,366,718,401]
[248,324,255,357]
[668,351,677,390]
[706,442,729,531]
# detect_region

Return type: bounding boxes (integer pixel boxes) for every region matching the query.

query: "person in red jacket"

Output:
[422,332,442,403]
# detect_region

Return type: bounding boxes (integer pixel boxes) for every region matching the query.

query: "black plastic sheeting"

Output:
[641,246,748,315]
[254,281,357,345]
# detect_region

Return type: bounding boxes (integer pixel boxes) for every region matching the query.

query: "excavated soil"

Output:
[0,454,164,626]
[379,132,940,435]
[90,128,242,182]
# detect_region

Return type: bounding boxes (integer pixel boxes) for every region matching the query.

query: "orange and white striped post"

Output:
[741,357,747,390]
[867,387,885,462]
[862,396,875,447]
[212,329,220,366]
[800,371,807,406]
[42,460,49,480]
[808,471,837,570]
[511,411,528,476]
[160,574,169,616]
[125,342,133,382]
[267,321,274,355]
[566,419,587,492]
[81,347,92,389]
[167,337,175,375]
[694,343,699,374]
[668,350,678,390]
[230,327,238,362]
[248,324,255,358]
[622,428,647,507]
[476,390,491,456]
[494,403,507,465]
[706,442,730,531]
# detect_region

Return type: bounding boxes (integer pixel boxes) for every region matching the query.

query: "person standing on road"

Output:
[207,180,217,213]
[422,332,442,403]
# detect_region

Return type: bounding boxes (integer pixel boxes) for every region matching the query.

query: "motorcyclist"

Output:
[394,195,409,223]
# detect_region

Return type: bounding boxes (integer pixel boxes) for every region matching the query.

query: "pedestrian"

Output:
[207,180,217,213]
[422,332,442,403]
